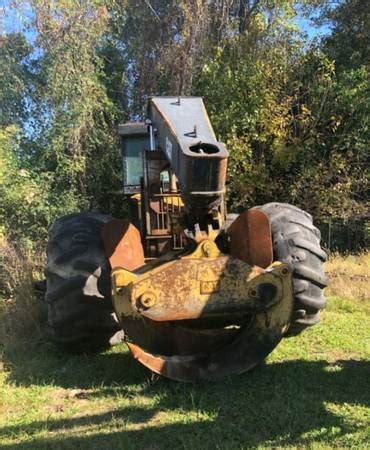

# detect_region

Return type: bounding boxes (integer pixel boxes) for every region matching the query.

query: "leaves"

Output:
[1,0,368,247]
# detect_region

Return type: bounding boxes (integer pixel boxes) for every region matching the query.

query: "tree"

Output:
[0,33,33,127]
[323,0,370,70]
[30,1,124,214]
[1,0,368,248]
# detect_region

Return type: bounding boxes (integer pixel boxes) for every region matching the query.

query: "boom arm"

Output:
[119,97,229,251]
[148,97,228,218]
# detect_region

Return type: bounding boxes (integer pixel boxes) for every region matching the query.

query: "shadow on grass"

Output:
[1,340,369,449]
[1,339,148,389]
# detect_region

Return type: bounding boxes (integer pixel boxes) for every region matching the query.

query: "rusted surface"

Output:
[124,264,293,381]
[227,209,273,269]
[112,237,285,324]
[107,228,295,381]
[102,219,144,270]
[108,221,293,381]
[118,259,283,321]
[121,316,241,356]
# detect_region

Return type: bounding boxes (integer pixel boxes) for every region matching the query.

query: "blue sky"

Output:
[297,16,331,39]
[1,1,331,42]
[1,1,36,42]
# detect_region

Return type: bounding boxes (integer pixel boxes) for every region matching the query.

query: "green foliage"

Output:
[0,126,52,247]
[193,10,299,208]
[0,33,33,127]
[193,5,369,221]
[322,0,370,71]
[283,57,369,220]
[0,0,368,248]
[32,1,122,211]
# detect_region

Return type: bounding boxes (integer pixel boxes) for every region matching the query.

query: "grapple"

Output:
[102,210,294,382]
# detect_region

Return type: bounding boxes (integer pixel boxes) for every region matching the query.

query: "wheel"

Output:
[257,203,328,335]
[45,212,122,352]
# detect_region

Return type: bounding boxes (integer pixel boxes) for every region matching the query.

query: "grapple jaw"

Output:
[103,214,294,381]
[117,259,293,382]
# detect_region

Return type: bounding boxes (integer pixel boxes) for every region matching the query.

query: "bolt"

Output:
[248,288,258,298]
[116,287,124,296]
[139,292,156,308]
[281,267,289,276]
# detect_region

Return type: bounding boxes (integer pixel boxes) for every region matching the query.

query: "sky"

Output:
[297,15,331,39]
[1,1,36,42]
[1,1,331,42]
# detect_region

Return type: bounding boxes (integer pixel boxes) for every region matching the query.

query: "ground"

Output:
[0,255,369,449]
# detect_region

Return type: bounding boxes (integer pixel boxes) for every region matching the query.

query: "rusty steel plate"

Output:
[102,219,144,270]
[114,258,284,322]
[121,316,241,357]
[227,209,273,269]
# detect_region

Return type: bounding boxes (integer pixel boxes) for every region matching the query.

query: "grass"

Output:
[0,252,369,449]
[325,252,369,300]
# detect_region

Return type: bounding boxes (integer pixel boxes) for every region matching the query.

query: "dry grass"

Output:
[0,238,46,344]
[325,251,369,300]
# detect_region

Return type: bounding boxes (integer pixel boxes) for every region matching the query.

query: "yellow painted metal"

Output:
[190,213,224,243]
[183,239,221,259]
[111,240,293,324]
[130,193,141,202]
[266,262,294,336]
[111,267,137,316]
[162,195,184,208]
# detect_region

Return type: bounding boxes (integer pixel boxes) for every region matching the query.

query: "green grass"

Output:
[0,296,369,449]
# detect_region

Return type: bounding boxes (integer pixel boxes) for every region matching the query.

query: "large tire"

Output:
[45,212,122,352]
[257,203,328,335]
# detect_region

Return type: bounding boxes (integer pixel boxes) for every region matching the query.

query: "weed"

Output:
[325,251,369,300]
[0,238,46,344]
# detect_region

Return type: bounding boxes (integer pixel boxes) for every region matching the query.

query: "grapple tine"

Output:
[127,316,288,382]
[127,342,205,382]
[123,262,294,382]
[102,219,144,270]
[227,209,273,268]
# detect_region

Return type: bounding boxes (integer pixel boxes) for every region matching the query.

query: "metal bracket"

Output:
[111,239,292,323]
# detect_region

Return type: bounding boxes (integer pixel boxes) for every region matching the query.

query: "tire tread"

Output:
[45,212,121,352]
[257,202,327,335]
